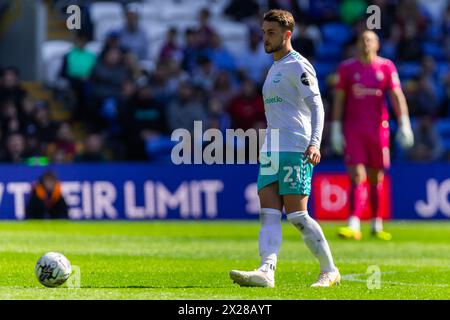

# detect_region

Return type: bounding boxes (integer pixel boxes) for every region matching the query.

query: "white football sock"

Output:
[348,215,361,231]
[372,217,383,233]
[257,208,282,278]
[287,210,337,273]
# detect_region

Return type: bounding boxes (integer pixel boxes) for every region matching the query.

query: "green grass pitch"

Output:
[0,220,448,299]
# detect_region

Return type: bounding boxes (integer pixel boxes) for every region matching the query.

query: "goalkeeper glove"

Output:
[331,121,345,155]
[395,114,414,149]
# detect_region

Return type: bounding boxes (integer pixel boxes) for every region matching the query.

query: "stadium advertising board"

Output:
[0,163,447,220]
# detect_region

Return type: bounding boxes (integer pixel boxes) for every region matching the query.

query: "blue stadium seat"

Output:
[422,42,446,61]
[314,62,337,80]
[436,119,450,153]
[436,62,450,79]
[397,62,421,80]
[321,23,352,46]
[315,43,342,62]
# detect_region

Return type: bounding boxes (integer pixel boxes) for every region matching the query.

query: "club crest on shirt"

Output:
[300,72,313,86]
[273,72,282,83]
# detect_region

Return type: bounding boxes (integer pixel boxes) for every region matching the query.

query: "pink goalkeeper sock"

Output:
[350,183,366,219]
[370,183,383,219]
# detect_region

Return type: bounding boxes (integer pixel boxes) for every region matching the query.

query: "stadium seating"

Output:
[436,118,450,152]
[397,62,421,80]
[89,1,123,22]
[315,42,342,62]
[422,42,446,61]
[321,22,352,46]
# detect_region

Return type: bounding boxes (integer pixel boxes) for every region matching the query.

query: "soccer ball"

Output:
[35,252,72,287]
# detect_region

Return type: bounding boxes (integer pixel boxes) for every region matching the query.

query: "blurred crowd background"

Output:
[0,0,449,164]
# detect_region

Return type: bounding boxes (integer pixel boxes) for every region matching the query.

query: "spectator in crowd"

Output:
[339,0,367,25]
[101,30,127,57]
[0,100,21,137]
[407,115,444,161]
[34,102,59,144]
[372,0,398,39]
[48,122,77,163]
[0,133,29,163]
[60,30,97,121]
[205,97,231,134]
[192,55,218,92]
[414,73,441,117]
[75,133,107,162]
[291,22,316,60]
[164,58,190,97]
[167,81,205,134]
[237,27,272,85]
[90,47,130,129]
[159,27,183,64]
[0,67,27,107]
[268,0,304,22]
[18,96,38,137]
[182,28,202,74]
[395,0,430,62]
[443,70,450,117]
[303,0,339,25]
[212,70,236,109]
[117,3,148,60]
[206,33,237,74]
[25,170,68,219]
[224,0,260,23]
[122,83,170,161]
[197,8,216,49]
[227,78,265,130]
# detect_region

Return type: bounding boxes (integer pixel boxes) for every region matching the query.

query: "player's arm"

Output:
[387,66,414,149]
[330,64,347,154]
[304,94,324,166]
[296,62,324,166]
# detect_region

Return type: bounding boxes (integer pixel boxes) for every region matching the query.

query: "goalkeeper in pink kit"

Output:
[331,31,414,240]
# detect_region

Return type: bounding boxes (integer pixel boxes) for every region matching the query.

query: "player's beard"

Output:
[264,39,284,54]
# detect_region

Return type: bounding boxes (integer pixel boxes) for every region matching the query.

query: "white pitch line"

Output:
[342,272,449,288]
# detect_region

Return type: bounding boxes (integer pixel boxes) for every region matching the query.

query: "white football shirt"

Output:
[261,50,322,153]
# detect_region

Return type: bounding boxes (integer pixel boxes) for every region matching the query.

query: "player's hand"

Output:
[331,121,345,155]
[305,145,321,166]
[396,115,414,149]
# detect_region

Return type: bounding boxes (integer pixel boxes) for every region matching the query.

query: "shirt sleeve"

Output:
[304,94,325,148]
[296,62,321,100]
[384,59,401,91]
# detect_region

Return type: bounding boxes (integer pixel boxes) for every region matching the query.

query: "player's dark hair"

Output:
[263,9,295,32]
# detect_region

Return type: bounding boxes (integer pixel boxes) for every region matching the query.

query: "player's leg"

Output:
[230,154,282,288]
[257,181,283,273]
[367,169,392,240]
[284,194,340,287]
[367,127,392,240]
[338,128,368,240]
[280,152,340,287]
[338,164,367,240]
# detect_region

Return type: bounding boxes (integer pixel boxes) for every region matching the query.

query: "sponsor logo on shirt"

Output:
[264,96,283,104]
[352,83,382,98]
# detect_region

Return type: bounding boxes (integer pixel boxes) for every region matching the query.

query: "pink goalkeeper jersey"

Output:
[336,56,401,128]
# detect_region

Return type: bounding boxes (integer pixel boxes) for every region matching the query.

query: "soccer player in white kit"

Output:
[229,9,340,288]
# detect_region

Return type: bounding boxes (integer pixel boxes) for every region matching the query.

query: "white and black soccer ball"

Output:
[35,252,72,287]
